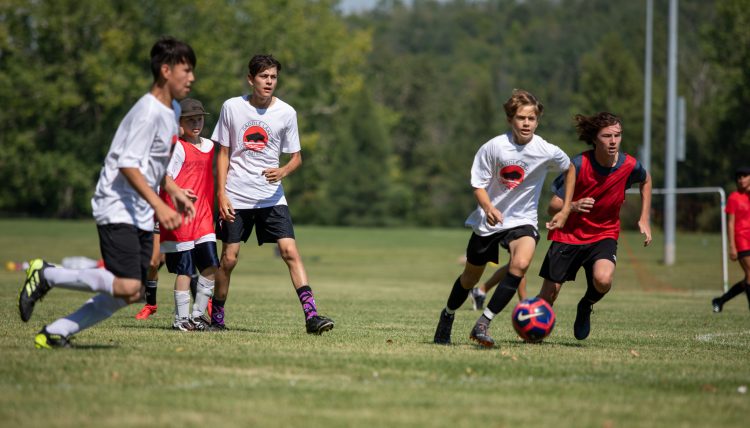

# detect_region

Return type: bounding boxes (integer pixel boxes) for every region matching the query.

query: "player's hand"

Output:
[171,190,196,223]
[638,219,652,246]
[262,168,285,184]
[546,211,569,230]
[183,188,198,202]
[218,193,236,222]
[485,207,503,226]
[729,248,738,261]
[155,204,182,231]
[572,197,595,213]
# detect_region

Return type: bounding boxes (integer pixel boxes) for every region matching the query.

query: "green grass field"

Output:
[1,219,748,427]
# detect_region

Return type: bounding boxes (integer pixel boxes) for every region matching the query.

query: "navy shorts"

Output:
[97,223,153,284]
[539,238,618,284]
[216,205,295,245]
[465,225,540,266]
[164,241,219,275]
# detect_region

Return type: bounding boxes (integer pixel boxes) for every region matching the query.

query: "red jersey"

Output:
[548,150,646,245]
[726,191,750,252]
[160,137,215,251]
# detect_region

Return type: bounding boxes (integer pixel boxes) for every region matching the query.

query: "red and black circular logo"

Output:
[242,126,268,152]
[500,165,525,189]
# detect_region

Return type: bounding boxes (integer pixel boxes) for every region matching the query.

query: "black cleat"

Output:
[469,322,495,348]
[172,318,196,332]
[34,327,72,349]
[433,309,454,345]
[306,315,335,335]
[469,288,486,311]
[711,298,723,313]
[191,314,212,331]
[574,300,593,340]
[19,259,53,322]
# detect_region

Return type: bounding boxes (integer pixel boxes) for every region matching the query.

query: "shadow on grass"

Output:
[119,323,264,334]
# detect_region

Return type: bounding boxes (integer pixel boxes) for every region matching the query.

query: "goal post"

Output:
[626,187,728,292]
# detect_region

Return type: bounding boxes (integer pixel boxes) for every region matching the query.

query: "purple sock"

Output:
[211,304,225,326]
[296,285,318,320]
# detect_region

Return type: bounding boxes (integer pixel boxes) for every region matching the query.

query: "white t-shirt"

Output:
[211,95,301,209]
[465,132,570,236]
[91,93,179,231]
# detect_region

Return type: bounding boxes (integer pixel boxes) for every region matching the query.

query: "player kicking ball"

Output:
[537,112,652,340]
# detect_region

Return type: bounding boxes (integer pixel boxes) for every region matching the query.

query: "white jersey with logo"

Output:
[211,95,301,209]
[91,93,179,231]
[465,132,570,236]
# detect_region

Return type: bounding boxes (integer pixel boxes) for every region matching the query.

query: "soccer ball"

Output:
[511,297,555,343]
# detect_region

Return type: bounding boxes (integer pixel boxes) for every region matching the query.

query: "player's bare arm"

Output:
[547,164,576,230]
[638,172,653,246]
[262,151,302,184]
[120,167,184,231]
[216,145,235,222]
[728,214,737,260]
[473,187,502,226]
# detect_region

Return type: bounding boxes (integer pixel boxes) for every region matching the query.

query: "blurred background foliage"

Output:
[1,0,748,230]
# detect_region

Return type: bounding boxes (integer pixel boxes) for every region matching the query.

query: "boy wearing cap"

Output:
[211,54,334,334]
[159,98,218,330]
[712,166,750,313]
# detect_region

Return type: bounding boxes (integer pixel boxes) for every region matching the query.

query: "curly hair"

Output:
[574,112,621,146]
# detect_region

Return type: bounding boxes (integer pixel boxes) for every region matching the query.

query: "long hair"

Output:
[574,112,621,146]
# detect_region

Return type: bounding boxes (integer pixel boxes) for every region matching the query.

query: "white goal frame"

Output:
[626,187,728,292]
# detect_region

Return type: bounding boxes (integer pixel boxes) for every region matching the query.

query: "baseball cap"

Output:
[179,98,209,117]
[735,166,750,178]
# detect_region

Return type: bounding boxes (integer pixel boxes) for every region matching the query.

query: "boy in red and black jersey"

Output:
[538,112,652,340]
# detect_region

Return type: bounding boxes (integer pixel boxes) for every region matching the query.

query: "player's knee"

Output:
[593,276,613,293]
[278,247,300,264]
[510,258,532,274]
[221,253,239,271]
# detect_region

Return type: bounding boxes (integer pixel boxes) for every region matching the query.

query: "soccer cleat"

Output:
[574,300,593,340]
[135,304,158,320]
[469,322,495,348]
[433,309,454,345]
[711,298,723,313]
[18,259,53,322]
[172,318,196,332]
[469,288,486,311]
[210,323,228,331]
[191,314,211,331]
[306,315,335,335]
[34,327,72,349]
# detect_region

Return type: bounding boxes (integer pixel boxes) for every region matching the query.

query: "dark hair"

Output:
[248,54,282,77]
[503,89,544,119]
[150,37,196,82]
[574,112,622,146]
[735,166,750,179]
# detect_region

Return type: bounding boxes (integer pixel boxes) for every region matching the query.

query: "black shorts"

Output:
[164,241,219,275]
[739,250,750,259]
[465,225,540,266]
[97,223,153,283]
[216,205,295,245]
[539,238,618,284]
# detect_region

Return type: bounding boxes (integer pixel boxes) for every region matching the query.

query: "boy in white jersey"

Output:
[159,98,218,331]
[18,37,197,348]
[433,89,575,348]
[211,54,334,334]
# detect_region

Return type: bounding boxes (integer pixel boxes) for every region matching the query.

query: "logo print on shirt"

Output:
[500,165,525,190]
[243,126,268,152]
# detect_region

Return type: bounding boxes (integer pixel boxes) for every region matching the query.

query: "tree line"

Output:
[1,0,747,230]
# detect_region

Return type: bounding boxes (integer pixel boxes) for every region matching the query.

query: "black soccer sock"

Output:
[486,272,522,315]
[189,273,199,300]
[581,284,606,306]
[744,282,750,309]
[212,297,226,309]
[145,280,158,306]
[720,280,747,304]
[446,276,471,312]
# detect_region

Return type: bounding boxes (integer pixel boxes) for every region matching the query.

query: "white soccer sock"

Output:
[174,290,191,320]
[44,267,115,295]
[191,276,214,318]
[45,293,128,337]
[482,308,496,320]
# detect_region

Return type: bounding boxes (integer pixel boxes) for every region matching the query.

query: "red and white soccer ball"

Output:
[511,297,556,343]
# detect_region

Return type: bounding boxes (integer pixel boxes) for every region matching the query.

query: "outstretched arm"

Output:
[638,172,653,246]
